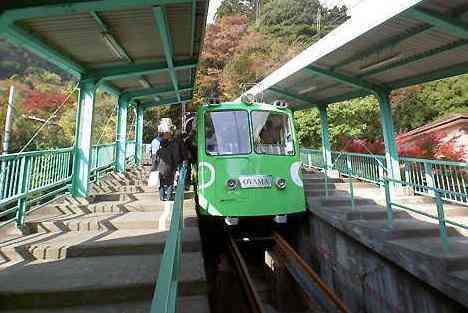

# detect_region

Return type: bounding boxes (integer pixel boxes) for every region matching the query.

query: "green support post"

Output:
[115,96,128,173]
[318,105,332,171]
[16,155,32,227]
[377,92,402,194]
[71,80,97,198]
[135,107,144,165]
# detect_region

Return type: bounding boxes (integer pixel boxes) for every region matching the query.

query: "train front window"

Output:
[252,111,295,155]
[205,111,251,155]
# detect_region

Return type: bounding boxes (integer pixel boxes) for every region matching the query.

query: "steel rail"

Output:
[272,232,351,313]
[227,235,267,313]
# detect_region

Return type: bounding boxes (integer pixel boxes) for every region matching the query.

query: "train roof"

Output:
[199,101,293,114]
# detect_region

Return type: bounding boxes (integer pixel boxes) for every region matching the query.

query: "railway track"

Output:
[226,232,350,313]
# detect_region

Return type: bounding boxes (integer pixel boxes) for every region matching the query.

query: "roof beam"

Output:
[1,0,195,23]
[121,84,193,100]
[85,59,196,82]
[360,38,468,78]
[190,0,197,57]
[292,89,370,111]
[98,82,121,96]
[269,88,316,107]
[140,95,192,110]
[0,23,85,77]
[153,6,181,102]
[90,11,132,63]
[389,61,468,90]
[332,24,432,70]
[333,5,468,71]
[304,65,387,94]
[408,8,468,39]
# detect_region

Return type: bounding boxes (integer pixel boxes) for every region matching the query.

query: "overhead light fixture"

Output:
[360,53,402,72]
[101,32,131,62]
[297,85,317,95]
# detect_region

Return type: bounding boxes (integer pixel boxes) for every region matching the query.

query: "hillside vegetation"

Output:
[0,0,466,156]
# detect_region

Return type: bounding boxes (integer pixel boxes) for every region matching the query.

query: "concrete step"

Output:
[310,196,377,207]
[0,253,207,310]
[24,210,198,233]
[305,189,381,197]
[304,181,377,190]
[303,176,343,184]
[345,206,410,221]
[0,227,202,262]
[388,237,468,272]
[5,296,210,313]
[29,195,196,216]
[0,227,201,262]
[350,218,462,240]
[91,185,157,194]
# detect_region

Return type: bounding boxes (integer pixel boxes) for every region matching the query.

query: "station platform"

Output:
[303,170,468,309]
[0,166,209,313]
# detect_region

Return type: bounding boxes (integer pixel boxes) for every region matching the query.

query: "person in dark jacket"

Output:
[171,130,188,169]
[157,130,176,201]
[183,128,197,190]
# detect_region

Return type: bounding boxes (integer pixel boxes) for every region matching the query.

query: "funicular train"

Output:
[192,96,306,225]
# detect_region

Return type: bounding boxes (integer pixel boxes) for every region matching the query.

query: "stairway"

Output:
[303,168,468,307]
[0,165,209,313]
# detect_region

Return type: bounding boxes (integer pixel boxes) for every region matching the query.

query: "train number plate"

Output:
[239,175,272,189]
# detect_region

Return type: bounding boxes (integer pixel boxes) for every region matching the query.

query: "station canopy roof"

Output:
[0,0,209,108]
[239,0,468,111]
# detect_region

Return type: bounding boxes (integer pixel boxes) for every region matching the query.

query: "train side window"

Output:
[252,111,295,156]
[204,111,251,155]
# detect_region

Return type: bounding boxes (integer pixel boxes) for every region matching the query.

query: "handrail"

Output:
[301,148,468,253]
[151,165,187,313]
[0,141,134,229]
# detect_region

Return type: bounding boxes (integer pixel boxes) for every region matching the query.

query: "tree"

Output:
[216,0,257,21]
[257,0,348,45]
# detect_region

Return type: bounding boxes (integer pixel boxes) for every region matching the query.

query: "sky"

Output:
[207,0,365,24]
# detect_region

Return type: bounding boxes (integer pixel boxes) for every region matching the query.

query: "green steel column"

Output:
[377,92,402,187]
[71,80,96,198]
[115,96,128,173]
[318,105,332,170]
[135,107,144,165]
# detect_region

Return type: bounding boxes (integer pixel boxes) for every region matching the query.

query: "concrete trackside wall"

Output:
[294,214,465,313]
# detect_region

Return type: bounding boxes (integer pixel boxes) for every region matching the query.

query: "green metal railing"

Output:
[126,140,136,162]
[1,141,134,228]
[151,165,187,313]
[301,148,468,204]
[0,148,74,227]
[91,143,116,173]
[400,157,468,204]
[301,148,468,253]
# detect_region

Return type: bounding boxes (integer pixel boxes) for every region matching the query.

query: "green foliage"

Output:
[393,75,468,132]
[216,0,257,20]
[257,0,347,44]
[294,96,381,149]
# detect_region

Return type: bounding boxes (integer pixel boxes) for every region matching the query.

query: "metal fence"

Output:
[301,148,468,253]
[126,140,136,162]
[301,148,468,205]
[0,142,134,228]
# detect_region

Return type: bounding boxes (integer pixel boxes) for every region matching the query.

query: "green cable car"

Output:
[195,97,306,225]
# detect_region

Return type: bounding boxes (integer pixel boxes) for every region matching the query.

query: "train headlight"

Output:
[275,177,287,190]
[226,178,238,190]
